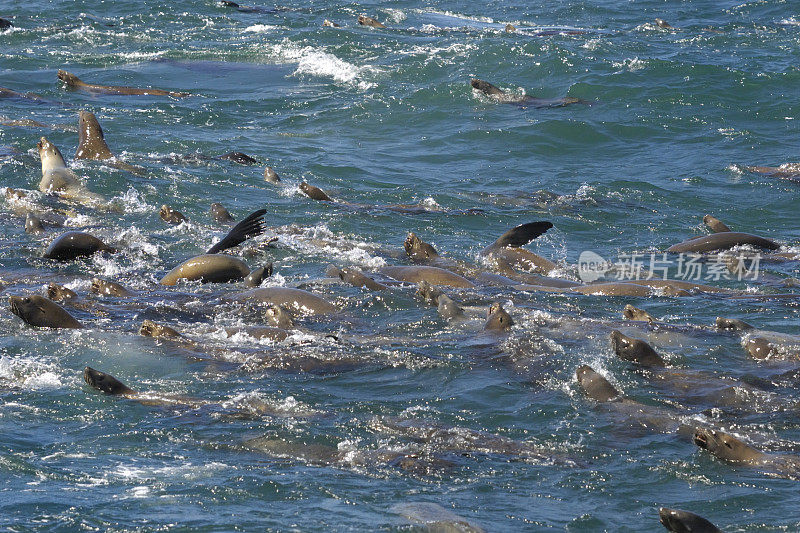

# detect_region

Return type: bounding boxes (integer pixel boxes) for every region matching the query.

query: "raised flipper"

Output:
[491,221,553,248]
[206,209,266,254]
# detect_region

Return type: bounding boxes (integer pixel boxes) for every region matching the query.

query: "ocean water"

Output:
[1,0,800,530]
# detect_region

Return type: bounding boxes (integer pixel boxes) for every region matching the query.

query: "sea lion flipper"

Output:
[206,208,267,254]
[492,221,553,248]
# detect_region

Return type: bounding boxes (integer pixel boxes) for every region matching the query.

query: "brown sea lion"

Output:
[210,203,234,223]
[300,182,333,202]
[160,254,250,285]
[504,24,516,32]
[659,508,722,533]
[484,303,513,331]
[576,365,620,402]
[358,15,386,28]
[44,231,115,261]
[25,212,45,234]
[159,205,187,225]
[90,278,134,297]
[693,428,800,478]
[745,163,800,179]
[75,110,113,160]
[264,166,281,184]
[715,317,753,331]
[57,70,190,97]
[139,319,182,339]
[744,337,776,359]
[394,503,486,533]
[622,304,655,323]
[9,294,82,328]
[415,281,464,320]
[572,283,678,297]
[46,283,77,303]
[327,265,389,291]
[244,263,272,287]
[703,214,731,233]
[205,209,266,254]
[231,287,337,315]
[265,303,294,329]
[666,232,779,253]
[322,19,340,27]
[471,79,585,108]
[610,330,666,367]
[83,367,135,396]
[654,18,676,29]
[380,265,475,288]
[480,221,556,274]
[0,87,44,101]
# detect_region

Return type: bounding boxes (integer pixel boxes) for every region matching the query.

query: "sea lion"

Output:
[358,15,385,28]
[244,263,272,287]
[666,232,779,253]
[404,232,441,263]
[25,212,45,234]
[659,508,722,533]
[322,19,340,27]
[9,294,82,328]
[300,182,333,202]
[480,221,556,274]
[504,24,516,32]
[46,283,77,303]
[206,208,266,254]
[75,110,113,160]
[394,503,486,533]
[57,70,190,97]
[471,79,584,108]
[219,152,257,165]
[622,304,655,323]
[715,317,753,331]
[44,231,115,261]
[484,303,513,331]
[573,282,687,297]
[610,330,667,367]
[576,365,620,402]
[327,265,389,291]
[139,319,182,339]
[745,337,775,359]
[745,163,800,179]
[265,303,294,329]
[160,254,250,285]
[210,203,234,223]
[0,18,13,30]
[83,367,135,396]
[159,205,187,225]
[703,214,731,233]
[693,428,800,478]
[416,281,464,320]
[231,287,337,315]
[654,18,675,29]
[0,87,45,101]
[380,265,475,288]
[264,166,281,184]
[90,278,134,297]
[37,136,105,204]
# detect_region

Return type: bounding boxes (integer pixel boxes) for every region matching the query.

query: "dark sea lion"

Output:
[693,428,800,478]
[90,278,134,297]
[745,163,800,179]
[0,17,13,30]
[44,231,115,261]
[358,15,386,28]
[210,203,234,223]
[219,152,257,165]
[46,283,77,303]
[610,330,666,367]
[206,208,266,254]
[232,287,337,315]
[327,265,389,291]
[244,263,272,287]
[622,304,655,323]
[659,508,722,533]
[57,70,190,97]
[264,166,281,184]
[416,281,464,320]
[745,337,775,359]
[25,213,45,234]
[139,319,182,339]
[265,303,294,329]
[480,221,556,274]
[484,303,513,331]
[715,317,753,331]
[380,265,475,288]
[9,294,82,328]
[667,232,779,253]
[159,205,187,225]
[322,19,340,27]
[703,214,730,233]
[160,254,250,285]
[623,279,733,294]
[471,79,584,108]
[75,110,113,160]
[84,367,135,396]
[300,182,333,202]
[404,232,440,263]
[576,365,620,402]
[654,18,676,29]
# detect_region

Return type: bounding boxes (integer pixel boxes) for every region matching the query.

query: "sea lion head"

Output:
[57,70,81,86]
[654,18,673,29]
[139,319,181,339]
[703,214,731,233]
[90,278,132,297]
[159,205,186,225]
[610,330,666,367]
[715,317,753,331]
[84,366,135,395]
[745,337,774,359]
[25,212,45,234]
[265,304,294,329]
[659,508,722,533]
[416,280,441,305]
[9,294,82,328]
[47,283,77,302]
[693,428,763,463]
[300,182,332,202]
[37,136,67,172]
[470,78,503,96]
[576,365,620,402]
[75,110,113,160]
[264,166,281,184]
[210,202,234,223]
[244,263,272,287]
[484,302,513,331]
[404,232,439,261]
[622,304,654,323]
[219,152,257,165]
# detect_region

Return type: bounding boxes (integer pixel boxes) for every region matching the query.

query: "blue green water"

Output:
[1,0,800,530]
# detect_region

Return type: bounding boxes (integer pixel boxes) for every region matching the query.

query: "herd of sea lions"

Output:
[2,9,800,532]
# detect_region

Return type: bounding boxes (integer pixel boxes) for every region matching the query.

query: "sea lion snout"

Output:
[693,428,710,449]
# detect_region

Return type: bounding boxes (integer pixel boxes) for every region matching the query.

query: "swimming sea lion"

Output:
[90,278,134,297]
[322,19,340,27]
[139,319,182,339]
[744,337,775,359]
[327,265,389,291]
[622,304,655,323]
[264,303,294,329]
[75,110,113,160]
[210,203,234,223]
[358,15,385,28]
[0,18,13,30]
[504,24,516,32]
[693,428,800,478]
[57,70,190,97]
[83,367,135,396]
[666,232,779,253]
[244,263,272,287]
[703,214,730,233]
[715,317,753,331]
[484,303,513,331]
[25,212,45,234]
[9,294,82,328]
[159,205,187,225]
[46,283,77,303]
[404,232,440,263]
[576,365,620,402]
[415,281,464,320]
[654,18,675,29]
[659,508,722,533]
[480,221,556,274]
[44,231,115,261]
[380,265,475,288]
[745,163,800,179]
[471,79,585,108]
[231,287,337,315]
[573,282,690,297]
[264,166,281,184]
[160,254,250,285]
[300,182,333,202]
[610,330,666,367]
[394,503,486,533]
[219,152,257,165]
[37,136,105,204]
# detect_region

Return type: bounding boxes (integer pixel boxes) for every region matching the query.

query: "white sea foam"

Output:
[244,24,277,33]
[267,39,374,88]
